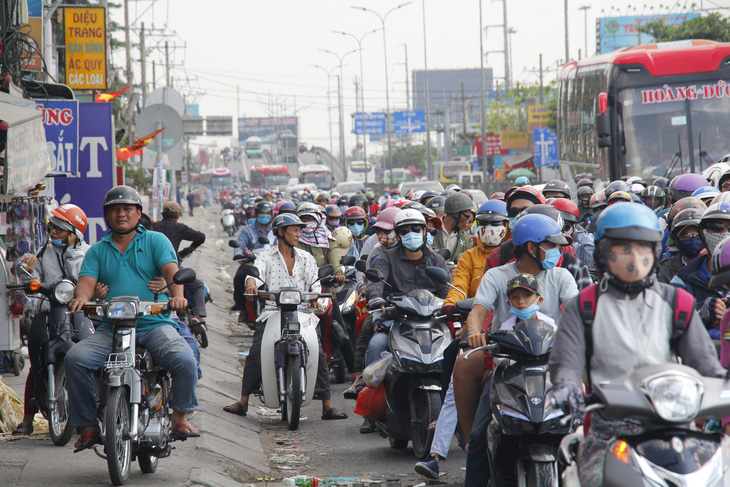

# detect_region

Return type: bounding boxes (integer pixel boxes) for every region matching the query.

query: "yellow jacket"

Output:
[443,238,497,307]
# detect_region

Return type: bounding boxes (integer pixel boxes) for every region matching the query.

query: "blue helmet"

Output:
[692,185,720,202]
[515,176,530,187]
[476,200,508,223]
[594,203,661,242]
[512,214,569,246]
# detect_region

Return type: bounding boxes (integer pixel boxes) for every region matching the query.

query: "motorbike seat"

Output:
[455,298,473,315]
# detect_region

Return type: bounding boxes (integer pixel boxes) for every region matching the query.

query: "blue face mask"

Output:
[426,232,434,245]
[257,214,271,225]
[401,232,424,251]
[247,218,256,225]
[676,237,703,259]
[51,238,65,247]
[539,246,561,270]
[510,301,540,321]
[384,192,389,197]
[349,223,364,237]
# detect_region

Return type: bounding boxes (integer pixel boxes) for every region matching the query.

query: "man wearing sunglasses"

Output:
[432,193,475,259]
[671,202,730,333]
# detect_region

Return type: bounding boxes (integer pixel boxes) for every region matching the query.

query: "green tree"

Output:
[639,13,730,43]
[485,81,557,133]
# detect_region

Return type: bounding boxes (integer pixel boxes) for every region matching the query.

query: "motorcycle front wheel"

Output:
[196,330,209,349]
[49,362,74,446]
[285,356,301,431]
[105,388,132,486]
[410,389,441,459]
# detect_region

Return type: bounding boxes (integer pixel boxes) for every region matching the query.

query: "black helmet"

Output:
[670,208,702,240]
[419,190,440,205]
[653,177,670,190]
[272,213,306,233]
[349,193,368,210]
[576,186,594,198]
[337,195,349,207]
[425,195,446,213]
[576,178,593,189]
[520,204,562,225]
[640,185,666,211]
[542,179,571,199]
[255,201,273,214]
[104,185,142,209]
[444,192,475,214]
[603,180,631,198]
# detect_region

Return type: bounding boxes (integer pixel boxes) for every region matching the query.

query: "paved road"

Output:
[0,206,466,486]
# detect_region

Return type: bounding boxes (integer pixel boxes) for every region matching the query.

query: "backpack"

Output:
[579,283,695,389]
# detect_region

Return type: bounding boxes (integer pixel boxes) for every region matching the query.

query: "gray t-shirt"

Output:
[473,262,579,328]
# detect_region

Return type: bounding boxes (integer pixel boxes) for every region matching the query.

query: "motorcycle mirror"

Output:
[355,260,367,273]
[436,248,451,260]
[359,253,369,262]
[243,265,260,279]
[364,268,384,283]
[173,267,197,285]
[258,236,270,245]
[425,266,451,284]
[228,239,240,248]
[318,264,335,279]
[340,255,356,266]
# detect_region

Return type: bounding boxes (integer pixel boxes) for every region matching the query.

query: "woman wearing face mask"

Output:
[671,202,730,335]
[550,203,724,487]
[359,207,401,267]
[343,206,370,254]
[295,203,333,268]
[657,208,703,284]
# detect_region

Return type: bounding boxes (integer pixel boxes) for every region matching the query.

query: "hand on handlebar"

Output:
[335,274,346,285]
[68,298,87,313]
[466,324,486,349]
[245,280,259,301]
[168,296,188,311]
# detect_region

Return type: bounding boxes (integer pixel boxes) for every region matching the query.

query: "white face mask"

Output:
[478,223,506,247]
[607,241,654,283]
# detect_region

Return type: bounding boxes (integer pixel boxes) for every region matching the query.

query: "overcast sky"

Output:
[112,0,723,153]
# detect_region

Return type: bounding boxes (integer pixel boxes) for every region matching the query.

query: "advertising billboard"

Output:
[598,13,701,54]
[64,6,107,89]
[238,117,298,143]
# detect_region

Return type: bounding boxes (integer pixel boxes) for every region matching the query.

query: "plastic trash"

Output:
[282,476,325,487]
[362,351,392,388]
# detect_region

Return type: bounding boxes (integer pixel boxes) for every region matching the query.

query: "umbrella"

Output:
[507,168,537,179]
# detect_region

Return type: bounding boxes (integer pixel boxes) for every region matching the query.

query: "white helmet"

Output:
[332,226,353,249]
[393,209,426,229]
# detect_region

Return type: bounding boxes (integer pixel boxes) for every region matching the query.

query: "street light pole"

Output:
[333,28,380,186]
[311,64,336,161]
[353,2,413,183]
[479,0,488,191]
[579,5,590,57]
[422,0,433,179]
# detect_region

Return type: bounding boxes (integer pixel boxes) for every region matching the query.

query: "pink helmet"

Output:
[383,199,398,210]
[373,207,401,231]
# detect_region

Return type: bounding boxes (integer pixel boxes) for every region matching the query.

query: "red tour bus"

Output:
[558,40,730,183]
[249,164,291,189]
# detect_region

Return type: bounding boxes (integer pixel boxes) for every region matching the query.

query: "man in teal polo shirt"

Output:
[66,186,199,452]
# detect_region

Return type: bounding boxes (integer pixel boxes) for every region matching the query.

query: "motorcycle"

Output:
[233,207,246,229]
[221,209,236,236]
[483,319,568,487]
[12,276,93,445]
[559,363,730,487]
[82,268,197,486]
[243,263,334,430]
[174,251,210,349]
[362,266,452,459]
[320,255,357,384]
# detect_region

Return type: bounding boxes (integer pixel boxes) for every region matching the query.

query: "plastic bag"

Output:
[353,384,386,420]
[363,351,392,388]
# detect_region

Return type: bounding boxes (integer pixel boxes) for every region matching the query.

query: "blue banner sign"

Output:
[393,110,426,134]
[533,128,559,167]
[353,112,386,135]
[37,100,79,176]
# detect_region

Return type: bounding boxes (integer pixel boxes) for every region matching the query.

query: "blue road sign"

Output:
[393,110,426,134]
[533,128,559,167]
[353,112,386,135]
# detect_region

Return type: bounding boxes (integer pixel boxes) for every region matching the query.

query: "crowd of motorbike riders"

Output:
[11,166,730,485]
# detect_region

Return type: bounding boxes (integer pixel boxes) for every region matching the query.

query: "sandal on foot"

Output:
[73,431,101,453]
[322,408,348,420]
[170,423,201,440]
[12,422,33,436]
[343,381,366,400]
[223,402,247,416]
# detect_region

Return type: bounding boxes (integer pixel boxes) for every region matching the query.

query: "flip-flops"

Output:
[170,423,201,441]
[223,402,247,416]
[12,422,33,436]
[321,408,348,420]
[73,430,101,453]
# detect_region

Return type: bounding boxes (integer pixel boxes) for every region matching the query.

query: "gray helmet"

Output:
[425,195,446,213]
[272,213,306,233]
[103,185,142,209]
[444,192,475,214]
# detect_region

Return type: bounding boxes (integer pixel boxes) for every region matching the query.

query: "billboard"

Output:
[238,117,298,143]
[22,0,43,72]
[393,110,426,134]
[64,6,107,89]
[37,100,79,175]
[598,13,701,54]
[353,112,386,135]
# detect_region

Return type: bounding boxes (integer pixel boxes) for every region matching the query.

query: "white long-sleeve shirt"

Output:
[251,245,321,309]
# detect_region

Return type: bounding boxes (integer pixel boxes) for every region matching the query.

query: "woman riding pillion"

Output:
[549,203,724,487]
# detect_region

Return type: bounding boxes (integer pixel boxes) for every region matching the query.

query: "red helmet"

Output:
[549,198,579,223]
[504,186,547,210]
[50,204,88,234]
[490,192,505,200]
[343,206,367,221]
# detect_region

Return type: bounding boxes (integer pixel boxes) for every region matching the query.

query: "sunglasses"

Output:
[375,228,392,235]
[348,220,367,226]
[397,225,425,236]
[508,207,529,218]
[48,222,70,233]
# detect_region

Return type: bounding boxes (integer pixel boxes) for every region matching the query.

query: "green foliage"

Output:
[391,144,437,172]
[638,13,730,43]
[485,81,558,133]
[124,165,152,194]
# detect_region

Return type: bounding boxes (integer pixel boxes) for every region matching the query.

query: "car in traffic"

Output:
[398,180,444,195]
[285,183,318,199]
[463,189,488,206]
[333,181,365,197]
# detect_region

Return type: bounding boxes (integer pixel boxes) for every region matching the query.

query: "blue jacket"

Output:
[671,255,724,332]
[235,222,271,255]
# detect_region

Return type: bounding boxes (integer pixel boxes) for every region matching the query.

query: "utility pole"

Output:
[236,84,240,118]
[337,74,346,178]
[165,41,170,87]
[461,82,468,142]
[140,22,147,102]
[502,0,510,91]
[539,54,544,104]
[422,0,432,178]
[402,44,410,111]
[124,0,133,141]
[579,5,590,57]
[564,0,570,62]
[479,0,488,191]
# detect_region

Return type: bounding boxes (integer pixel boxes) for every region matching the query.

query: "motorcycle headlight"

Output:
[643,374,703,423]
[279,291,302,305]
[52,280,75,304]
[107,302,138,320]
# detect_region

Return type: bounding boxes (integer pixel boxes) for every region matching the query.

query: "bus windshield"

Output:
[442,163,469,179]
[618,81,730,179]
[301,171,332,190]
[264,173,290,187]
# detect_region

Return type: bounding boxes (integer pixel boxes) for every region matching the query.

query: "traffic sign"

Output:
[533,128,559,167]
[136,104,183,153]
[353,112,385,135]
[393,110,426,134]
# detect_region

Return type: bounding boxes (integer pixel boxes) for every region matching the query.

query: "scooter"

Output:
[221,209,236,236]
[14,276,93,446]
[484,319,568,486]
[319,255,357,384]
[243,263,335,430]
[82,268,197,486]
[363,266,452,459]
[559,363,730,487]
